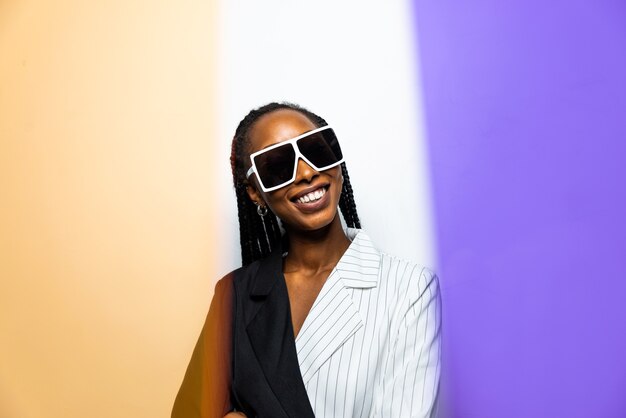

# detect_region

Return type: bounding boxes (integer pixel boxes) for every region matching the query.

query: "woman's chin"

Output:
[283,210,340,235]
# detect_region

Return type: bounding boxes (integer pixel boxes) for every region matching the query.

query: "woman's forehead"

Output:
[248,109,316,152]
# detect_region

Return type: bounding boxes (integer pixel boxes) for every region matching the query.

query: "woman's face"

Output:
[245,109,343,233]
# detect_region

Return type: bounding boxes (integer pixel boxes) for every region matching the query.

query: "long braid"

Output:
[264,208,283,246]
[231,105,286,265]
[231,131,269,265]
[234,183,253,264]
[339,162,361,229]
[230,102,362,265]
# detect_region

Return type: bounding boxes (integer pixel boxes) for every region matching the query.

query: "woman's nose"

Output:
[294,157,318,183]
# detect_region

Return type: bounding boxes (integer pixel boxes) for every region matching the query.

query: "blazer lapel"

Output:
[245,249,316,418]
[295,229,381,384]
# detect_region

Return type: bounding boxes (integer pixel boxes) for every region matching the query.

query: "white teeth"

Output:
[297,187,326,204]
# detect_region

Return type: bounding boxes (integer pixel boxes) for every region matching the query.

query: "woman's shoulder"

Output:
[379,251,437,279]
[373,252,440,333]
[209,263,256,308]
[350,228,438,292]
[215,261,258,289]
[216,251,279,295]
[350,228,436,300]
[378,251,438,295]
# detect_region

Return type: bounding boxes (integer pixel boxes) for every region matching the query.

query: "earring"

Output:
[255,202,268,217]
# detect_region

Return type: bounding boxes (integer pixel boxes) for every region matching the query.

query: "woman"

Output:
[173,103,441,417]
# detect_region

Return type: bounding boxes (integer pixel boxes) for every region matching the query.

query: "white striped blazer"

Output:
[228,228,441,418]
[293,228,441,418]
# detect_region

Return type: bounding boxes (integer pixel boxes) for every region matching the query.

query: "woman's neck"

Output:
[283,215,352,274]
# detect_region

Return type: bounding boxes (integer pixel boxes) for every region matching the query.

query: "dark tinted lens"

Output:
[297,128,343,169]
[253,144,296,188]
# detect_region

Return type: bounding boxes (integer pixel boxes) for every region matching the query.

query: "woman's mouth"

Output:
[295,187,326,204]
[291,185,331,213]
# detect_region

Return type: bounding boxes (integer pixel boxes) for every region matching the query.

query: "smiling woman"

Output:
[172,102,441,418]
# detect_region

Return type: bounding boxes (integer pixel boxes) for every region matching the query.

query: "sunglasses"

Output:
[246,125,344,192]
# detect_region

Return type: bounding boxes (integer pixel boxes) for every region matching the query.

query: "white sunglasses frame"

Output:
[246,125,344,193]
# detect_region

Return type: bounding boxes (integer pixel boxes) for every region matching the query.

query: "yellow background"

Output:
[0,1,219,416]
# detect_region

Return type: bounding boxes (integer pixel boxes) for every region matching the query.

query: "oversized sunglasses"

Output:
[246,125,344,192]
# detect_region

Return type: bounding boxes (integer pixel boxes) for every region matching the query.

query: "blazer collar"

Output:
[334,228,381,289]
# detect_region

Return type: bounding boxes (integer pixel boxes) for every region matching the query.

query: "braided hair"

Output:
[230,102,361,266]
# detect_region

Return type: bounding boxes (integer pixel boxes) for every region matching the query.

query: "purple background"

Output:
[412,1,626,417]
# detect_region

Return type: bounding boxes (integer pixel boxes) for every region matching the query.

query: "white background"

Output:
[215,0,437,273]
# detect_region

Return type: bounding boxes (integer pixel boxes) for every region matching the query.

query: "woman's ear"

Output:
[245,183,265,207]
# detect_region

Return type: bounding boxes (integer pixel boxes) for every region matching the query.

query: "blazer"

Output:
[173,229,441,418]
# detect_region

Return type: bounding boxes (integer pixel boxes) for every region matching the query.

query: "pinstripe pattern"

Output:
[295,229,441,418]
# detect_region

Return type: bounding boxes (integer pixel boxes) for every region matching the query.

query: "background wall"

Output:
[413,0,626,417]
[0,1,217,417]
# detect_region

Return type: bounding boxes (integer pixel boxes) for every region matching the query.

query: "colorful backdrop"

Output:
[1,1,625,417]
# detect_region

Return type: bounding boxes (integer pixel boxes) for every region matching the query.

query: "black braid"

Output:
[338,162,361,229]
[230,102,362,265]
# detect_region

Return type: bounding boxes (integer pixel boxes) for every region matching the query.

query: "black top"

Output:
[172,245,314,418]
[231,247,315,418]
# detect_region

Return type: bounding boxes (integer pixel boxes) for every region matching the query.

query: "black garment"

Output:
[231,247,315,418]
[172,246,314,418]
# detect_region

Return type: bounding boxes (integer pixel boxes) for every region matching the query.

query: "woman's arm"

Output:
[172,273,234,418]
[377,269,442,418]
